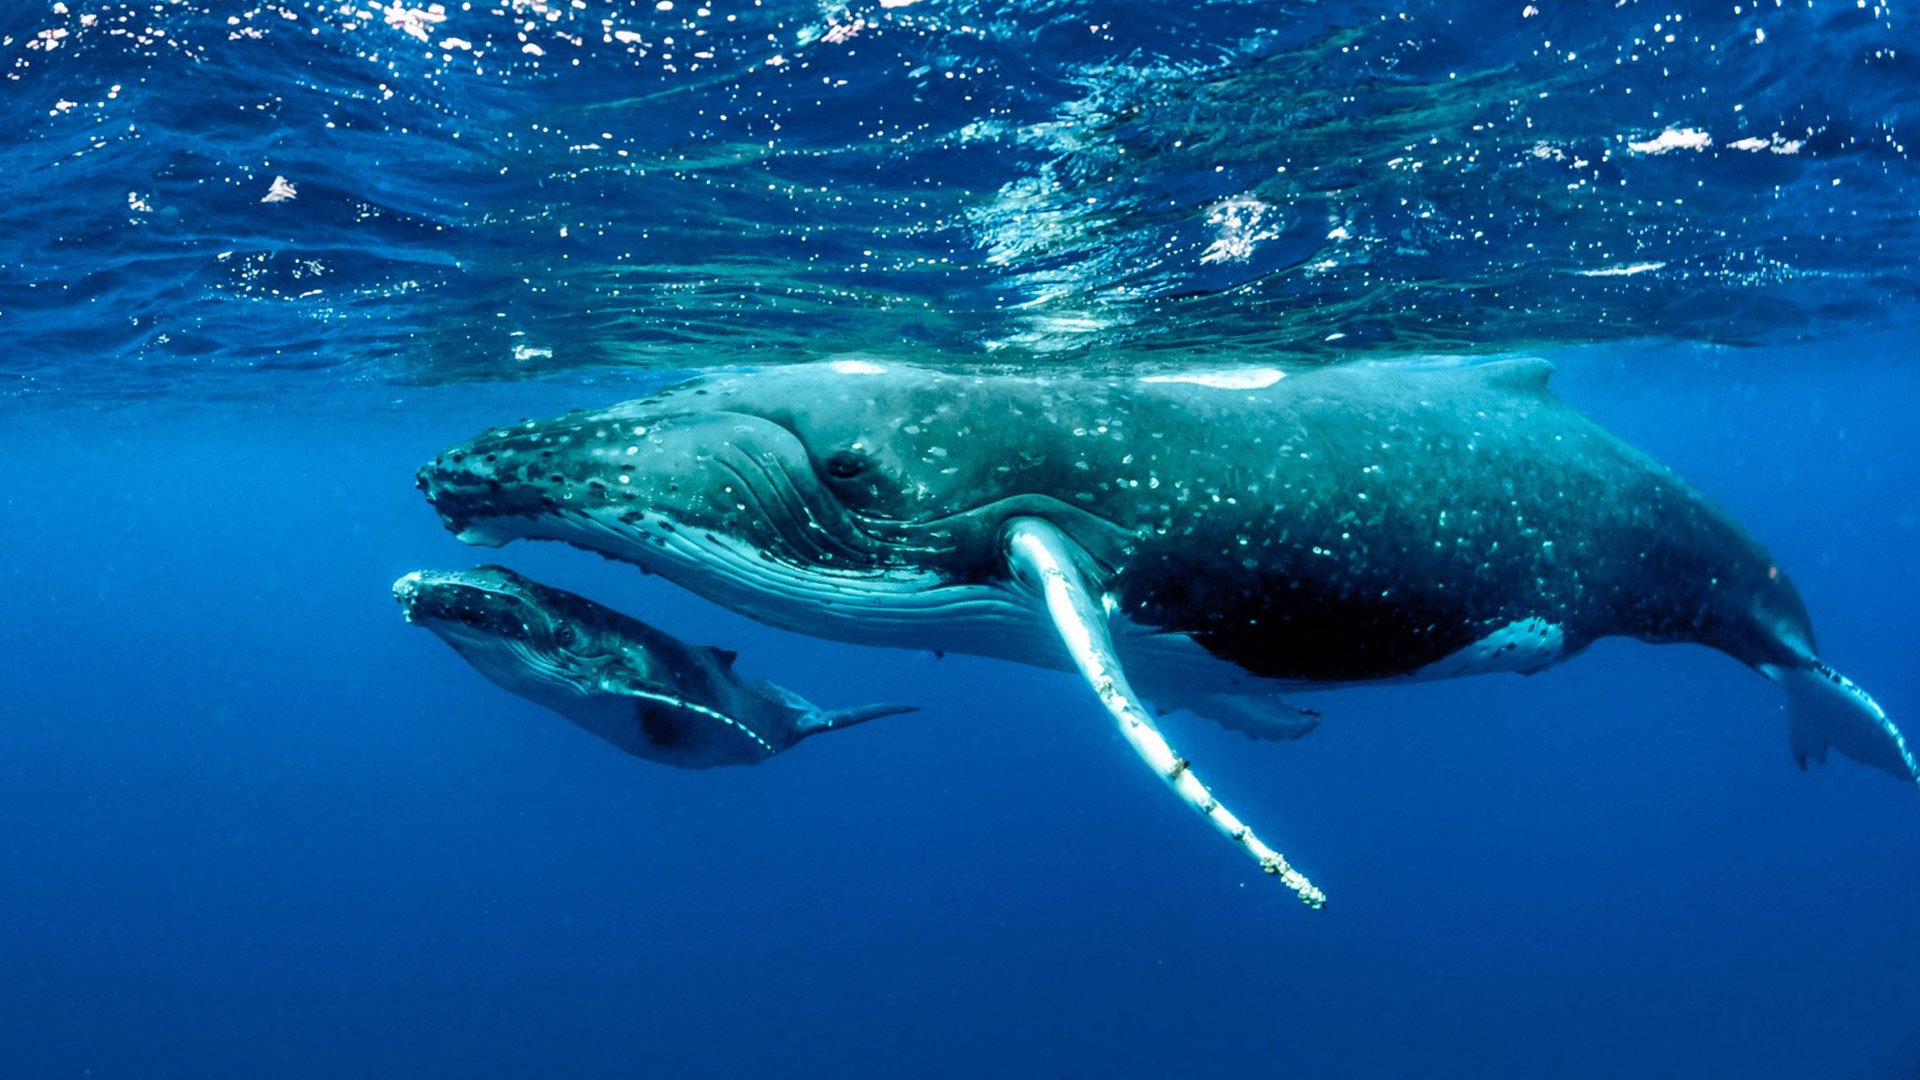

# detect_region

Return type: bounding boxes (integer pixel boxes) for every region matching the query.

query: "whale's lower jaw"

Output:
[456,504,1061,661]
[405,616,590,710]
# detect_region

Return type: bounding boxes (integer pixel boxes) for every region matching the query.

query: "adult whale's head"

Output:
[417,359,1132,649]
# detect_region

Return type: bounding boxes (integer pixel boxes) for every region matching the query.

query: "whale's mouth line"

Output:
[438,487,1130,660]
[474,496,1052,657]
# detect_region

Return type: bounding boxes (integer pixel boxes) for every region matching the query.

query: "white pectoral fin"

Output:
[1002,517,1326,907]
[1763,661,1920,784]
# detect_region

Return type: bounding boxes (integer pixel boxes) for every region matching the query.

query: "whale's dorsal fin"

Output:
[700,645,739,668]
[1475,356,1555,393]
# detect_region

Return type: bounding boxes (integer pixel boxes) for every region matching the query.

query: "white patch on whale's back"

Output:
[828,359,890,376]
[1412,617,1566,680]
[1140,368,1285,390]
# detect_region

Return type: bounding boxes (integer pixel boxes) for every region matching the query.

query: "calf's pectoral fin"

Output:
[762,682,919,738]
[1762,661,1919,783]
[1001,516,1326,908]
[800,702,920,735]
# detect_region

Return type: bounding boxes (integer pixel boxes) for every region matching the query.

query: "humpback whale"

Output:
[417,358,1917,903]
[394,565,914,769]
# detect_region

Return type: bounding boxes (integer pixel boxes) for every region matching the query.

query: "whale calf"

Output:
[417,358,1916,902]
[394,565,914,769]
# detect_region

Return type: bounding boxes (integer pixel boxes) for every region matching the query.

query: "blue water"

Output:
[4,0,1919,1076]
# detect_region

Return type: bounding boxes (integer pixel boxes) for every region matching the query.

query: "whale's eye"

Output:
[824,450,870,480]
[554,623,580,649]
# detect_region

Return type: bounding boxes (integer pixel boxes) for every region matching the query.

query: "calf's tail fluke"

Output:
[817,703,920,730]
[1762,661,1920,784]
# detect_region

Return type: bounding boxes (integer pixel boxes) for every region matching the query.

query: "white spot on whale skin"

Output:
[1140,368,1285,390]
[1412,617,1566,680]
[829,359,889,375]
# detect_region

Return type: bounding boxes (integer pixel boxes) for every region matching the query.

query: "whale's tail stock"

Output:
[1761,661,1920,784]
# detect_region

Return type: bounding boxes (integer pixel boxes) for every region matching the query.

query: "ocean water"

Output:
[3,1,1919,1077]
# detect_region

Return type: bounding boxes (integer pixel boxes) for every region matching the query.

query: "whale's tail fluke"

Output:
[1762,661,1919,783]
[763,679,919,738]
